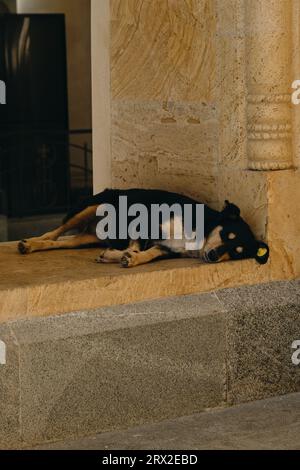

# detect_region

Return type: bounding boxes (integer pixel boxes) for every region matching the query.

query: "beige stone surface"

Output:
[217,169,268,239]
[216,0,247,171]
[0,242,275,323]
[219,169,300,280]
[292,0,300,168]
[245,0,293,170]
[110,0,220,207]
[111,0,216,102]
[111,100,219,204]
[267,170,300,279]
[91,0,111,192]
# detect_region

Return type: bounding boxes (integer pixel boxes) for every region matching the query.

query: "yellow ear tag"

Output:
[257,247,267,257]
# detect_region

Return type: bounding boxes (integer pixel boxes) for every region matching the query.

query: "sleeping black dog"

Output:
[18,188,269,267]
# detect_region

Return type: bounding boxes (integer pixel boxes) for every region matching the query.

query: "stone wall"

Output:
[109,0,272,240]
[110,0,219,207]
[92,0,300,279]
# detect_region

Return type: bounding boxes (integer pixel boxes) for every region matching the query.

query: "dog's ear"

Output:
[255,241,269,265]
[221,200,241,221]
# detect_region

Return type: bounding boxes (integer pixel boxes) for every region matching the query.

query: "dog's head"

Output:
[202,201,269,265]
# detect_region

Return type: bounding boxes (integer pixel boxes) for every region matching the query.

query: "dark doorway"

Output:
[0,14,69,218]
[0,6,92,241]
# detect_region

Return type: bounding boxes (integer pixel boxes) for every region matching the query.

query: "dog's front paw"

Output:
[95,250,112,263]
[18,240,32,255]
[95,254,109,263]
[120,251,137,268]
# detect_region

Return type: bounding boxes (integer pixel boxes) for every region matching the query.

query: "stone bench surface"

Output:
[0,242,276,323]
[0,280,299,449]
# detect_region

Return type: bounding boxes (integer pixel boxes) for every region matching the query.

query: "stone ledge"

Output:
[33,392,300,450]
[0,291,227,449]
[0,241,280,323]
[0,280,300,448]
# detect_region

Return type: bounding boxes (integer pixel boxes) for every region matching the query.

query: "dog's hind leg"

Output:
[18,205,98,252]
[18,233,100,254]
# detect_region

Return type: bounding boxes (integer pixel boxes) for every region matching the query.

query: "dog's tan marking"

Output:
[121,246,165,268]
[228,232,236,240]
[218,252,230,262]
[203,225,223,253]
[58,205,98,235]
[18,233,100,254]
[236,246,243,253]
[95,241,141,264]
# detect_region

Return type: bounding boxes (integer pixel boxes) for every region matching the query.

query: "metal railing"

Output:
[0,129,93,217]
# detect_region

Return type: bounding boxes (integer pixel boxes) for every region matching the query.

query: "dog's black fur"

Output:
[18,188,269,266]
[62,188,269,265]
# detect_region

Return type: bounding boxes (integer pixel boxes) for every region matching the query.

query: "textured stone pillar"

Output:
[245,0,293,170]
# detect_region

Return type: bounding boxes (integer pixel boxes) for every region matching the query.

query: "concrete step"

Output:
[33,392,300,450]
[1,280,300,449]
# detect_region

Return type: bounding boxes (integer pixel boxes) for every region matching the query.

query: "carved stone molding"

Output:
[247,121,292,141]
[245,0,293,170]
